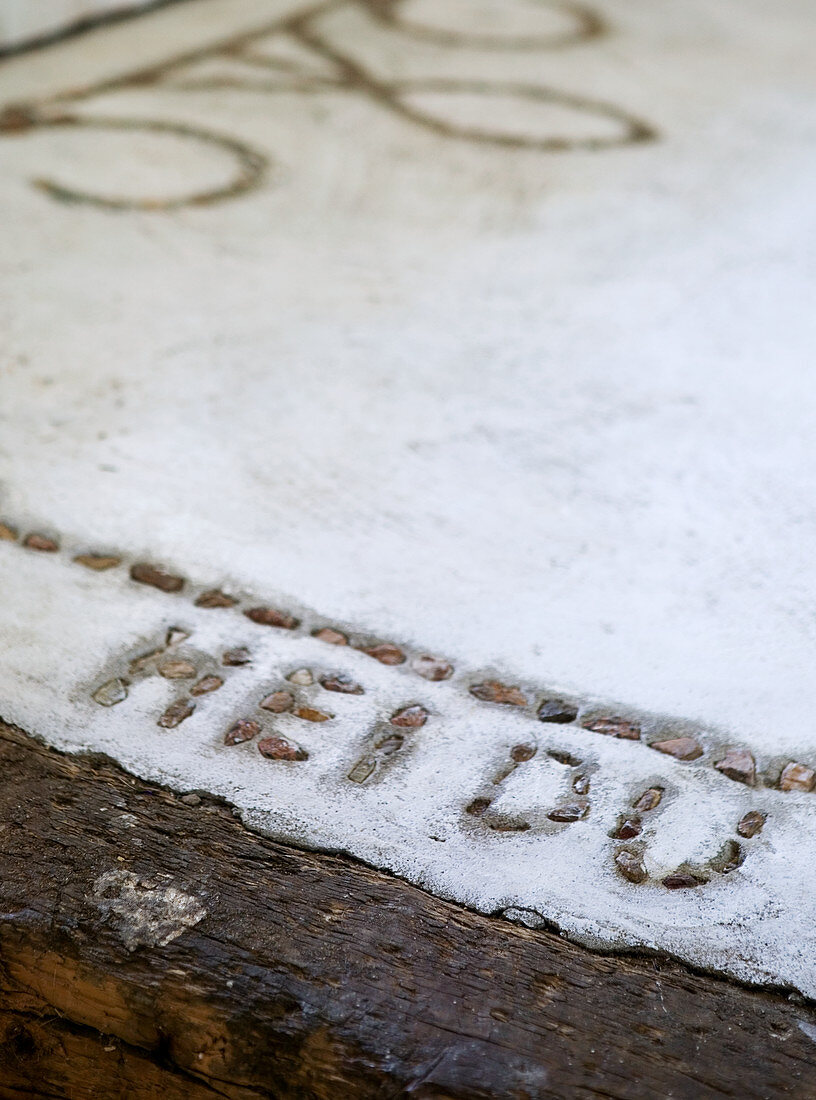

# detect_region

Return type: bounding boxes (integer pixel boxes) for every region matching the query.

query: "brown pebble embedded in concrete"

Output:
[548,750,582,767]
[74,553,121,571]
[466,797,492,817]
[165,628,190,647]
[157,699,195,728]
[224,719,261,745]
[490,820,531,833]
[320,673,364,695]
[245,606,300,630]
[715,747,756,786]
[24,533,59,552]
[363,642,406,666]
[710,839,744,875]
[510,744,537,763]
[313,627,348,645]
[374,733,404,756]
[287,668,314,686]
[0,522,18,541]
[779,761,816,792]
[222,647,251,667]
[128,648,163,675]
[633,788,663,812]
[583,716,641,740]
[650,736,703,761]
[537,699,579,724]
[158,659,197,680]
[573,775,590,795]
[411,655,454,681]
[195,589,238,608]
[258,736,308,761]
[547,803,588,823]
[0,106,37,133]
[737,810,766,838]
[469,681,527,707]
[615,851,647,884]
[348,757,376,784]
[390,705,429,728]
[663,872,703,889]
[130,562,184,593]
[191,675,223,696]
[92,678,129,707]
[613,816,642,840]
[295,706,332,722]
[259,690,294,713]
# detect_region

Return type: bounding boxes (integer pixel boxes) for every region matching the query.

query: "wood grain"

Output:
[0,719,813,1099]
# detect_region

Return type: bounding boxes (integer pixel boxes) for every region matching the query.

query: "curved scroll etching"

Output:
[11,112,269,211]
[385,78,654,151]
[0,0,657,210]
[362,0,606,50]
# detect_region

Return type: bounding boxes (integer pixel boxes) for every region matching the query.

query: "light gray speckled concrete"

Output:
[0,0,814,993]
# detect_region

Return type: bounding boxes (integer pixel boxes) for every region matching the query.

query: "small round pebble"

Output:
[222,647,251,667]
[615,851,647,884]
[736,810,765,838]
[245,607,300,630]
[650,736,703,761]
[313,627,348,645]
[24,533,59,552]
[92,678,129,707]
[258,736,307,761]
[158,659,197,680]
[510,744,536,763]
[362,642,406,666]
[537,699,578,724]
[74,553,121,570]
[195,589,237,608]
[663,872,703,889]
[320,674,364,695]
[469,681,527,707]
[715,747,756,786]
[411,655,454,681]
[547,803,588,823]
[583,716,641,740]
[260,690,295,713]
[158,699,195,728]
[295,706,332,723]
[632,788,663,812]
[390,705,429,728]
[130,562,184,592]
[224,719,261,745]
[191,675,224,696]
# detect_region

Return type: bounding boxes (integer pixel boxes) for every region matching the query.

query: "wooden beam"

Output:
[0,719,813,1098]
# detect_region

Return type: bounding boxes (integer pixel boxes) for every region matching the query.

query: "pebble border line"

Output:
[3,518,813,893]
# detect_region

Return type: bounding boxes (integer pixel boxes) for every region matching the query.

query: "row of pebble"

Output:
[4,519,814,795]
[464,736,767,889]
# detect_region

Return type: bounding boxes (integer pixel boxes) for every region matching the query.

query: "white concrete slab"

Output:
[0,0,814,993]
[0,0,158,51]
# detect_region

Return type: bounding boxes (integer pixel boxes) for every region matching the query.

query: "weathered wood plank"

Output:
[0,719,813,1099]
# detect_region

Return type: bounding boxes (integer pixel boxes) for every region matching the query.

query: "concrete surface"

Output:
[0,0,157,51]
[0,0,814,994]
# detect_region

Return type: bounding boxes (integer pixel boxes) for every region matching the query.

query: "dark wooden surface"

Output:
[0,720,813,1099]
